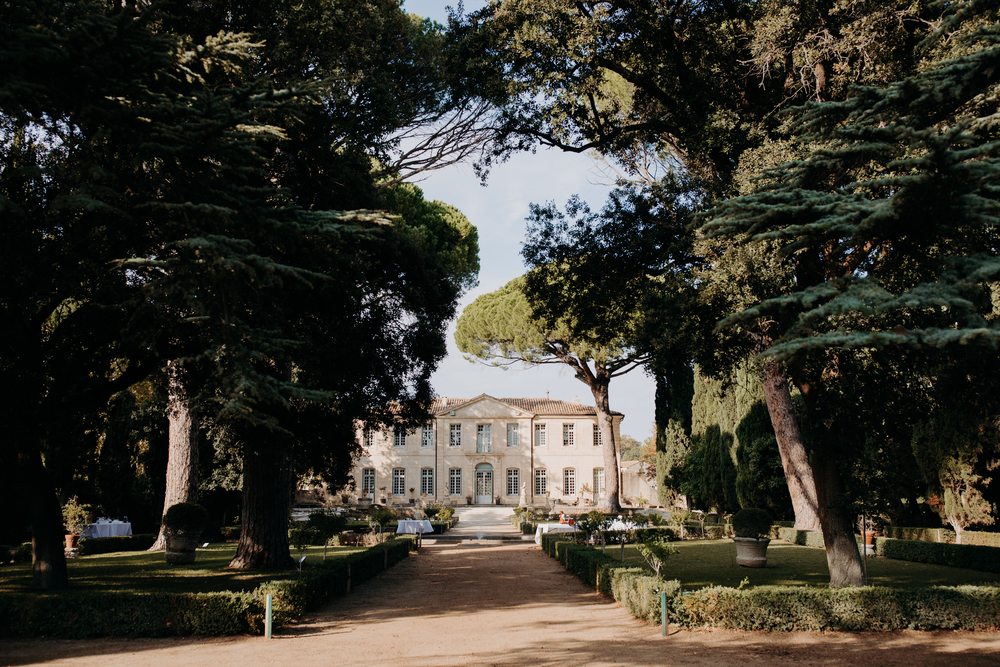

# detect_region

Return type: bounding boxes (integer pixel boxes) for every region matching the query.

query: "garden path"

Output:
[2,509,999,666]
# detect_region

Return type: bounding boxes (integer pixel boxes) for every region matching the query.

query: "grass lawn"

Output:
[600,538,1000,589]
[0,543,368,594]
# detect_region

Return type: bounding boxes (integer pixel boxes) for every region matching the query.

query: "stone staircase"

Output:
[425,506,532,543]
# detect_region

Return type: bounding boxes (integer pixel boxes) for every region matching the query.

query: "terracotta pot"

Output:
[733,537,770,568]
[863,530,876,545]
[64,534,80,549]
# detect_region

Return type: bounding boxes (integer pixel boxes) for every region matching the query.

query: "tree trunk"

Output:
[813,451,866,586]
[23,449,69,590]
[589,373,622,513]
[149,361,200,551]
[761,360,822,532]
[229,433,294,570]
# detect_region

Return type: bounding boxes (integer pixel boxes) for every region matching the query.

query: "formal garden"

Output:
[0,504,458,638]
[512,508,1000,631]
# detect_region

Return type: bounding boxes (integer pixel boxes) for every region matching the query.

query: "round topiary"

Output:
[732,507,772,540]
[162,502,209,535]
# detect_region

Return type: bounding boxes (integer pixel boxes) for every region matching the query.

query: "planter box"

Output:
[733,537,770,568]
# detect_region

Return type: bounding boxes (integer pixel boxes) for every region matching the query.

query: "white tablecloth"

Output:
[396,519,434,534]
[534,523,578,545]
[607,520,638,531]
[84,521,132,538]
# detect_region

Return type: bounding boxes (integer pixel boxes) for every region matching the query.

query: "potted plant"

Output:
[495,495,502,506]
[731,507,772,568]
[379,487,387,505]
[162,502,209,564]
[409,487,416,506]
[465,494,472,506]
[62,496,93,549]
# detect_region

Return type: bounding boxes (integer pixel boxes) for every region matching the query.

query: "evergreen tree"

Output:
[455,274,641,512]
[703,0,1000,584]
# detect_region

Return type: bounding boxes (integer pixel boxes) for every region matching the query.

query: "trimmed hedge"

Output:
[963,531,1000,548]
[878,537,1000,574]
[882,527,1000,548]
[79,534,157,556]
[885,527,956,543]
[0,537,415,638]
[540,534,1000,631]
[671,584,1000,631]
[1,544,32,563]
[777,527,825,548]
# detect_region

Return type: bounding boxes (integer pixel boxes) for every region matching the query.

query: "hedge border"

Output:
[540,534,1000,631]
[0,537,415,638]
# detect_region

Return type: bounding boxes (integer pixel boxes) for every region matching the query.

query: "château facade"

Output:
[351,394,623,506]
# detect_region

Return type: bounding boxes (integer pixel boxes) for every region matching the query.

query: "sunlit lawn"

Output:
[600,538,1000,589]
[0,543,367,594]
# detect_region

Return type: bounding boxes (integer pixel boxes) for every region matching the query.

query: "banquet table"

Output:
[83,521,132,538]
[396,519,435,534]
[534,523,578,545]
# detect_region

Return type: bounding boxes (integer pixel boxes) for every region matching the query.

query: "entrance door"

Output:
[475,463,493,504]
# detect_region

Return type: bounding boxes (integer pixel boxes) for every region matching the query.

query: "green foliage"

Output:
[541,535,1000,631]
[162,504,209,535]
[636,538,679,577]
[732,508,772,539]
[435,505,455,522]
[61,497,93,536]
[684,363,792,517]
[776,527,826,549]
[0,539,413,637]
[912,413,998,540]
[879,538,1000,574]
[306,510,348,542]
[884,527,956,544]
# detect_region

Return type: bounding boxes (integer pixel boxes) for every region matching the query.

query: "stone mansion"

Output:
[351,394,623,506]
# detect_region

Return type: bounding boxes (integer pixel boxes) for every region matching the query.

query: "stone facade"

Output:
[351,394,623,506]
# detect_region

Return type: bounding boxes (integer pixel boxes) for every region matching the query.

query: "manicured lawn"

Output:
[601,538,1000,589]
[0,543,367,594]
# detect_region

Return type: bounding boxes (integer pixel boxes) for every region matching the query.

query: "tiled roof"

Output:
[430,394,623,417]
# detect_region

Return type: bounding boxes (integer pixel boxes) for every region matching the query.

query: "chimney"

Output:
[572,396,580,405]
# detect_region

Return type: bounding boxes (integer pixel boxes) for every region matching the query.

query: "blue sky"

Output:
[400,1,657,440]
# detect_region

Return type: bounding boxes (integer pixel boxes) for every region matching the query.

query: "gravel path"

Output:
[2,511,999,666]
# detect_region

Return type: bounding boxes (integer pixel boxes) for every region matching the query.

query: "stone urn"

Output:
[733,536,771,568]
[731,507,773,568]
[165,531,200,564]
[162,502,208,565]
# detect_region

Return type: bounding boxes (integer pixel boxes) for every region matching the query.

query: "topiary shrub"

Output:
[163,503,209,565]
[732,508,772,539]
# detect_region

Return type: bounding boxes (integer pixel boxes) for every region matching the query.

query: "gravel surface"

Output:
[2,515,999,666]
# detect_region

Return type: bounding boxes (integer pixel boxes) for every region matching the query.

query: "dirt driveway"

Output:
[2,538,999,666]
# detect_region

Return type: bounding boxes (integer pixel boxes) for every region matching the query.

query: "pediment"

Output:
[434,394,532,419]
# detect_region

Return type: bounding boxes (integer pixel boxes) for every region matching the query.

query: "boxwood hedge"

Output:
[540,534,1000,631]
[0,537,414,638]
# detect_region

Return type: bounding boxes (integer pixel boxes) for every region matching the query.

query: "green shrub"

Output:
[732,508,772,539]
[0,544,32,563]
[0,538,415,638]
[878,537,1000,573]
[885,527,956,543]
[540,534,1000,632]
[162,503,209,535]
[962,531,1000,548]
[219,526,240,541]
[777,527,825,548]
[78,534,157,556]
